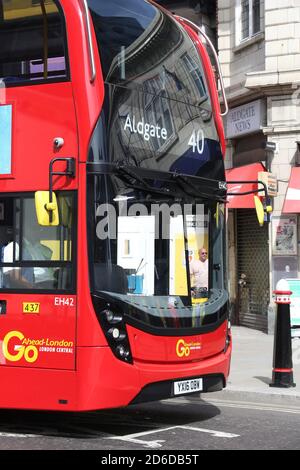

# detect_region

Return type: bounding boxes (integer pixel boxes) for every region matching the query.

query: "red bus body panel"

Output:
[3,83,78,192]
[0,328,231,411]
[0,0,231,411]
[127,323,228,363]
[0,294,76,370]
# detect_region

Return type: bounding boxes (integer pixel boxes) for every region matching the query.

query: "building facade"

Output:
[219,0,300,333]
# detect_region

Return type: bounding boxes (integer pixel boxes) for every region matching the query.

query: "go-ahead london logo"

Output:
[176,339,202,358]
[2,330,74,363]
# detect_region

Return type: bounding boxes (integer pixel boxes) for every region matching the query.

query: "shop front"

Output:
[272,168,300,337]
[225,99,271,332]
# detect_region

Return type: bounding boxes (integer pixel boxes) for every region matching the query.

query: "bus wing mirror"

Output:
[35,191,59,226]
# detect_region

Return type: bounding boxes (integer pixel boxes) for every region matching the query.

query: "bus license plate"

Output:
[174,378,203,396]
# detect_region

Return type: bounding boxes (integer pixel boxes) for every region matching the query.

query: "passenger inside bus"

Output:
[2,239,34,289]
[2,227,54,289]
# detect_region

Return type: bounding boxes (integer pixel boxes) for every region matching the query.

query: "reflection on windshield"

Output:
[88,174,227,329]
[88,0,211,112]
[87,0,224,183]
[86,0,228,330]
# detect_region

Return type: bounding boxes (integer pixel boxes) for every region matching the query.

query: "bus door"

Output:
[0,0,78,370]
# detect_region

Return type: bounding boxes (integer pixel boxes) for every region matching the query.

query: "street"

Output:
[0,392,299,451]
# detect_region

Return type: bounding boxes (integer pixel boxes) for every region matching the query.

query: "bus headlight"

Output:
[110,327,120,339]
[99,307,133,364]
[115,344,130,359]
[108,327,126,341]
[104,309,123,324]
[224,320,231,353]
[91,297,133,364]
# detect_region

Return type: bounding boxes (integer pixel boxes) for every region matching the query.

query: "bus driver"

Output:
[189,247,209,291]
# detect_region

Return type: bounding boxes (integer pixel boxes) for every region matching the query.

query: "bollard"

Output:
[270,279,296,388]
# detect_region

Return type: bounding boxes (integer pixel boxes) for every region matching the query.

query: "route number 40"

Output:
[188,129,204,154]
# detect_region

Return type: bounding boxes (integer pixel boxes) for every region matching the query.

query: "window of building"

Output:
[144,85,175,154]
[236,0,261,45]
[0,0,68,86]
[181,53,206,99]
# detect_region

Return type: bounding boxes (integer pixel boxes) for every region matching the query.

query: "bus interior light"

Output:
[113,195,135,202]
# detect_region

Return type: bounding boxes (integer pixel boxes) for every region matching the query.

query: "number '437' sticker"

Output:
[23,303,40,314]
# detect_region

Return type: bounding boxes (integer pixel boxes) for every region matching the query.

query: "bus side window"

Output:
[0,0,68,85]
[0,199,14,287]
[0,194,75,292]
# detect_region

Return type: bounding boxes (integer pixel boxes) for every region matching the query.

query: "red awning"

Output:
[226,162,266,209]
[282,167,300,213]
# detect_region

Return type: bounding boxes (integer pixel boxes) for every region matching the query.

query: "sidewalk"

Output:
[224,326,300,398]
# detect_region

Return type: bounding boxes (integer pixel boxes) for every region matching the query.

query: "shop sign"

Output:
[258,171,278,197]
[272,216,297,256]
[226,100,264,138]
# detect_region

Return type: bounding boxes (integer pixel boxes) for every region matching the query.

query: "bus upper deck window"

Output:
[0,0,68,85]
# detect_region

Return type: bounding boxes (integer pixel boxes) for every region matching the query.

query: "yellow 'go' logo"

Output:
[2,331,38,363]
[176,339,190,358]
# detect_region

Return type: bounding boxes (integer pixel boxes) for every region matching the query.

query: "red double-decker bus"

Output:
[0,0,231,411]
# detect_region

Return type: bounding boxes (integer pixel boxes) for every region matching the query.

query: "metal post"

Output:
[270,279,296,388]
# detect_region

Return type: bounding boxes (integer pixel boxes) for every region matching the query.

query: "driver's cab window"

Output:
[0,0,68,86]
[0,193,74,291]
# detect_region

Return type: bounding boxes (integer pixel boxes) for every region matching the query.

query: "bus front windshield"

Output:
[87,0,228,331]
[88,173,228,330]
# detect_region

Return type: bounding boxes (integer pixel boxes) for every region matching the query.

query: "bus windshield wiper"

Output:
[87,162,181,199]
[86,162,226,201]
[172,173,215,201]
[115,165,179,200]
